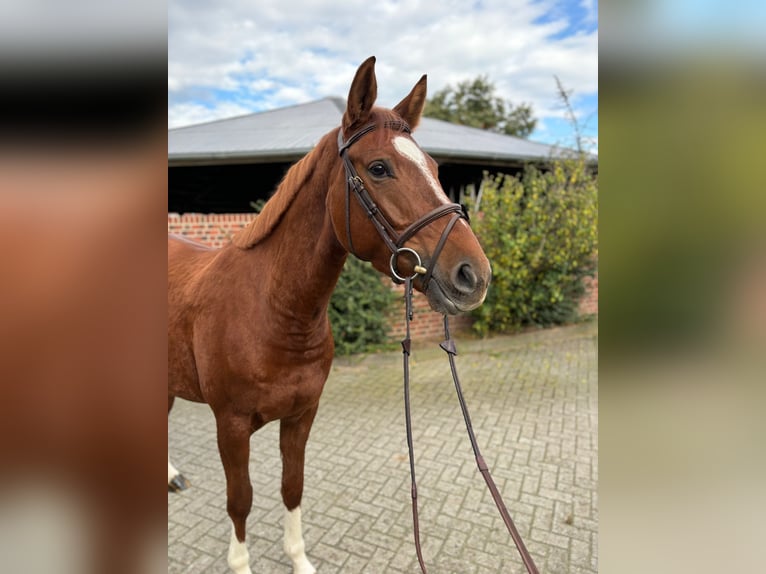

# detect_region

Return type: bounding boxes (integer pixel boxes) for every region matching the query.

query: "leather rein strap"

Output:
[337,122,465,289]
[400,281,540,574]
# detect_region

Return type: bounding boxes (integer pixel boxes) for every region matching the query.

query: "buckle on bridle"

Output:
[390,247,427,283]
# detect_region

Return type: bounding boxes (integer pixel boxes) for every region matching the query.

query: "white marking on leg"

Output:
[283,506,316,574]
[227,524,252,574]
[392,136,450,201]
[168,459,180,484]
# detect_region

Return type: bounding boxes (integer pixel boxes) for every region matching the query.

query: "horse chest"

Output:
[223,357,330,422]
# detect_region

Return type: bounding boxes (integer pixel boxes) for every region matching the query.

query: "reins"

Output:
[401,281,540,574]
[338,122,539,574]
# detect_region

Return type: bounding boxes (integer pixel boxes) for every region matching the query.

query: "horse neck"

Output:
[246,142,347,322]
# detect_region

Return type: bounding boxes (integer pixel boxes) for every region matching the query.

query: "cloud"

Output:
[168,0,597,144]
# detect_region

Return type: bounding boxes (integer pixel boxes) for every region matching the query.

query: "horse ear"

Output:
[393,74,427,131]
[343,56,377,131]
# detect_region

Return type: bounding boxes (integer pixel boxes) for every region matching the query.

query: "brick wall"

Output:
[167,213,597,341]
[167,212,257,248]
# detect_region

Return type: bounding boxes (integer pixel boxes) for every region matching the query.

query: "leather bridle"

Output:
[338,121,540,574]
[337,121,467,289]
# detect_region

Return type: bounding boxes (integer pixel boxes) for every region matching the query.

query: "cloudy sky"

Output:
[168,0,598,153]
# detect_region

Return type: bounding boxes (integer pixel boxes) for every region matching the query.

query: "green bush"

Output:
[329,257,398,355]
[466,159,597,335]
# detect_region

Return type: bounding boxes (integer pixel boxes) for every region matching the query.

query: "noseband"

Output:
[337,122,467,288]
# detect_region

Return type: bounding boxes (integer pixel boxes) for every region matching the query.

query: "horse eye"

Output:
[368,161,389,178]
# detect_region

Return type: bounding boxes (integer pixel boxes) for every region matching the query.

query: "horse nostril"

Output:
[453,263,478,293]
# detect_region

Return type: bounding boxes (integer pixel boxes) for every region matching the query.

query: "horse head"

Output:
[328,56,491,315]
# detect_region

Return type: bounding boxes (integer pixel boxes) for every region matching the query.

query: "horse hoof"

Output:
[168,474,190,492]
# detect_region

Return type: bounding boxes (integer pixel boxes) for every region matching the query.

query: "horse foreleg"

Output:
[168,395,190,492]
[168,458,190,492]
[217,414,254,574]
[280,407,318,574]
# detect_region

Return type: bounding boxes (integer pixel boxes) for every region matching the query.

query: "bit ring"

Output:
[390,247,426,282]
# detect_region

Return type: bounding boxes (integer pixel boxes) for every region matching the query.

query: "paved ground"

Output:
[168,321,598,573]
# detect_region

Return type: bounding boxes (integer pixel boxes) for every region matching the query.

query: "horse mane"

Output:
[232,133,334,250]
[232,109,409,250]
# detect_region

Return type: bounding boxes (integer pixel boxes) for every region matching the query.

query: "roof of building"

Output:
[169,97,589,166]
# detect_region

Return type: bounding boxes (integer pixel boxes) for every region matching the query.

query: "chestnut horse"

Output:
[168,57,491,574]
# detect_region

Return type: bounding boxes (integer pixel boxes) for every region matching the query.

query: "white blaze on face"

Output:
[392,136,450,202]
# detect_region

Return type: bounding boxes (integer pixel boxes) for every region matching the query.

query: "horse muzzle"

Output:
[423,259,490,315]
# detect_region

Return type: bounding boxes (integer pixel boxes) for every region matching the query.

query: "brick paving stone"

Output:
[169,321,598,573]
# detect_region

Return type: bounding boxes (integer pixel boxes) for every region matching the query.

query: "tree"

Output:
[554,75,586,155]
[423,76,537,138]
